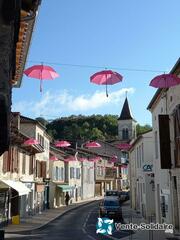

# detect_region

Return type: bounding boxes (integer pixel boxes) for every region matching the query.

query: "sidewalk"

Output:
[4,196,102,234]
[121,201,180,240]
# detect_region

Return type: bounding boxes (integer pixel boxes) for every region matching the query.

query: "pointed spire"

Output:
[118,97,133,120]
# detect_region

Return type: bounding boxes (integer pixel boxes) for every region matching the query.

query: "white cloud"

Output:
[12,88,135,117]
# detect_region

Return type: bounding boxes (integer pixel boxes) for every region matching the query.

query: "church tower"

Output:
[118,97,137,141]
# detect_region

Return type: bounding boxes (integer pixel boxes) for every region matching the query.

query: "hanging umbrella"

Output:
[64,156,76,162]
[116,143,131,150]
[55,140,71,148]
[149,74,180,88]
[78,157,87,162]
[88,156,101,162]
[109,155,118,163]
[49,156,58,161]
[90,70,123,97]
[24,138,39,145]
[84,141,101,148]
[24,64,59,92]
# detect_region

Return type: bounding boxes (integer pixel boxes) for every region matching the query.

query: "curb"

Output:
[5,199,100,234]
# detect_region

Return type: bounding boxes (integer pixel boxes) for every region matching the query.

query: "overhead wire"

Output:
[28,60,166,73]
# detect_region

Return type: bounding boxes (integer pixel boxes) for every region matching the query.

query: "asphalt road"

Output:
[6,201,133,240]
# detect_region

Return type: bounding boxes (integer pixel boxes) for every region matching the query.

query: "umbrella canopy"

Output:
[90,70,123,97]
[150,74,180,88]
[116,143,131,150]
[24,138,39,145]
[55,140,71,148]
[84,141,101,148]
[24,64,59,92]
[88,156,101,162]
[64,156,76,162]
[49,156,58,161]
[109,155,118,163]
[78,157,87,162]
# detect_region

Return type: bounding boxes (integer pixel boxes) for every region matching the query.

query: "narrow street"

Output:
[5,201,132,240]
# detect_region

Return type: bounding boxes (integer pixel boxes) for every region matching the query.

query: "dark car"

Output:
[105,190,119,198]
[99,197,123,221]
[119,191,130,202]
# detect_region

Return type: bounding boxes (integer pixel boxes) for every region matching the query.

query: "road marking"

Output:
[87,234,97,240]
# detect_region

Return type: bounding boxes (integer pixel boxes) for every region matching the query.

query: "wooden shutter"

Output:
[158,115,171,169]
[41,161,46,178]
[22,153,26,174]
[2,151,8,173]
[173,105,180,167]
[29,155,34,175]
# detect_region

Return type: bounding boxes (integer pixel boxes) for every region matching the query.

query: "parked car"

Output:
[105,190,119,198]
[99,197,123,221]
[119,191,130,202]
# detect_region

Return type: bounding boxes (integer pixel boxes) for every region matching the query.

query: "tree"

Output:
[136,124,152,136]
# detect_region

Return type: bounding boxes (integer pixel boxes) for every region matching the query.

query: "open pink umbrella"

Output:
[55,140,71,148]
[84,141,101,148]
[64,156,76,162]
[150,74,180,88]
[49,156,58,161]
[88,156,101,162]
[90,70,123,97]
[116,143,131,150]
[24,138,39,145]
[109,155,118,163]
[78,157,87,162]
[24,64,59,92]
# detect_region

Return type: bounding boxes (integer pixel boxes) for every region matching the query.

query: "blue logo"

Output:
[96,218,114,235]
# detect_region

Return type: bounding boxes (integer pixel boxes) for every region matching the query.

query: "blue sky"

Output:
[12,0,180,125]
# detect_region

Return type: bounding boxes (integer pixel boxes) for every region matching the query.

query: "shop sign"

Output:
[143,164,153,172]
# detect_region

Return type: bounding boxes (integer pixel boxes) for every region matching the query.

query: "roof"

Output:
[20,115,46,130]
[129,130,152,151]
[118,97,134,120]
[147,58,180,110]
[12,0,41,87]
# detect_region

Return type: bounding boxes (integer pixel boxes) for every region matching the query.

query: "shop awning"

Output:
[0,180,31,196]
[57,185,72,192]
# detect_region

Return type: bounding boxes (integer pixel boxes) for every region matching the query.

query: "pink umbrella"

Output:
[150,74,180,88]
[116,143,131,150]
[24,138,39,145]
[88,156,101,162]
[109,155,118,163]
[55,140,71,148]
[24,64,59,92]
[49,156,58,161]
[78,157,87,162]
[84,141,101,148]
[64,156,76,162]
[90,70,123,97]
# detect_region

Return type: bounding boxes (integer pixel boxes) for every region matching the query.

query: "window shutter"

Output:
[158,115,171,169]
[41,161,47,178]
[173,104,180,167]
[3,151,8,173]
[61,167,64,180]
[52,167,56,181]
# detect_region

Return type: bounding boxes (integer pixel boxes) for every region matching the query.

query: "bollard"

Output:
[0,229,4,240]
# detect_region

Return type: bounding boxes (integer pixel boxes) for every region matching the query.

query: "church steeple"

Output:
[118,97,137,141]
[118,97,133,120]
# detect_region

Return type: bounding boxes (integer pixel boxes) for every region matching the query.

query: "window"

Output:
[55,167,58,181]
[122,128,129,140]
[76,168,80,179]
[70,167,74,179]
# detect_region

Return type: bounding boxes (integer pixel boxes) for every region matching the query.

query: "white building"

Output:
[148,58,180,230]
[129,131,155,219]
[20,115,51,212]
